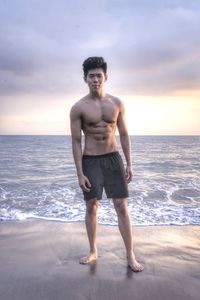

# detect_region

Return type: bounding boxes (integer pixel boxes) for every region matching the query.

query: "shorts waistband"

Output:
[82,151,119,159]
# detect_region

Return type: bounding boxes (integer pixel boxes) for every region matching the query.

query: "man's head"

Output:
[83,57,108,93]
[82,57,107,78]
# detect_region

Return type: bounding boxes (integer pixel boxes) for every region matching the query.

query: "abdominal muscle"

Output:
[83,124,118,155]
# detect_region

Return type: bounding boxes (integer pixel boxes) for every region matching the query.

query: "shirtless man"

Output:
[70,57,144,272]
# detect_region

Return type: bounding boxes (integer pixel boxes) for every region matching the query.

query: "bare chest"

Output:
[82,101,119,125]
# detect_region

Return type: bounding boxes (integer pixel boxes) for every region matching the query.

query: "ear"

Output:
[83,76,87,83]
[105,74,108,81]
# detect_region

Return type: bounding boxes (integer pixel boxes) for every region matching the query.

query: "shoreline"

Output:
[1,217,200,227]
[0,220,199,300]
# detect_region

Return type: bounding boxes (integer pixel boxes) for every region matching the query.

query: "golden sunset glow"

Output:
[124,96,200,135]
[0,1,200,135]
[1,94,199,135]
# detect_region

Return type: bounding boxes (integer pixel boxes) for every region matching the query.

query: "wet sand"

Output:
[0,220,199,300]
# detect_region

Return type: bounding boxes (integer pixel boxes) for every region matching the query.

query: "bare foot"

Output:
[79,253,98,265]
[127,254,144,272]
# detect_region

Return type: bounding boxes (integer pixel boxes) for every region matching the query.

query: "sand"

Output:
[0,220,199,300]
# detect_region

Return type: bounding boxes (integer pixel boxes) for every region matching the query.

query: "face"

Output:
[84,68,107,92]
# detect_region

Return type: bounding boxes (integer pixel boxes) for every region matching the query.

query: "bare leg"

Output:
[113,198,144,272]
[79,198,99,264]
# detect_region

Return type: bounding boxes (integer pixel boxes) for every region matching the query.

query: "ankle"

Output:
[127,251,135,259]
[90,248,98,255]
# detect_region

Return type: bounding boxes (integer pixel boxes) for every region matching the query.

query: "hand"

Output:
[125,165,133,183]
[78,175,91,192]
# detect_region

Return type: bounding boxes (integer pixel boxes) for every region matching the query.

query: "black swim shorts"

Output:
[82,151,129,201]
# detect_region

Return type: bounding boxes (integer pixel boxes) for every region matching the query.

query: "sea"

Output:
[0,135,199,226]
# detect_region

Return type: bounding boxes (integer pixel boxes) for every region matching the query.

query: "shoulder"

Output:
[107,94,124,111]
[70,96,88,117]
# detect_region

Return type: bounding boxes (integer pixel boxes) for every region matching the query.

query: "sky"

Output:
[0,0,200,135]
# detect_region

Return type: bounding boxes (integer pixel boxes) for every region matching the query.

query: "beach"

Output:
[0,220,199,300]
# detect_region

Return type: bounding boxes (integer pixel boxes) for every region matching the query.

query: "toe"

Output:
[128,262,144,272]
[79,255,97,265]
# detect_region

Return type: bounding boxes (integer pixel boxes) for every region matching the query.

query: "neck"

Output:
[89,89,105,100]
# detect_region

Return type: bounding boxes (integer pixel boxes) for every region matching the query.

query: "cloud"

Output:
[0,0,200,98]
[108,3,200,94]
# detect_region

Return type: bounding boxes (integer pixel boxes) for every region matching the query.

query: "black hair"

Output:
[82,56,107,77]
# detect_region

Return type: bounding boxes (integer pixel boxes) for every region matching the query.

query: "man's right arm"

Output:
[70,104,91,192]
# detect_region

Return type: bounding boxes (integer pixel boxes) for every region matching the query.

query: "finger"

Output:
[126,170,130,179]
[85,178,91,188]
[80,184,91,192]
[127,177,132,183]
[127,177,131,183]
[126,172,132,183]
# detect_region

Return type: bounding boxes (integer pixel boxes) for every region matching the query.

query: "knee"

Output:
[114,202,128,217]
[86,200,98,215]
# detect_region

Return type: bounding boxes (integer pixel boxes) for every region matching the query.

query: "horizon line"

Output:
[0,134,199,137]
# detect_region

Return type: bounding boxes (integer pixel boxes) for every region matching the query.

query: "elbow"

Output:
[119,130,129,138]
[119,132,130,145]
[72,137,81,149]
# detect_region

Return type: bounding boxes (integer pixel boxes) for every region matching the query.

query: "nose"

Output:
[93,76,98,83]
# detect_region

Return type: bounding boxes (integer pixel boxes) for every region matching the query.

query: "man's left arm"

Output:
[117,100,133,183]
